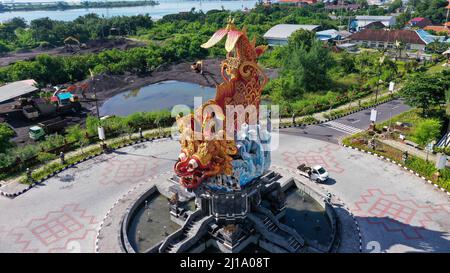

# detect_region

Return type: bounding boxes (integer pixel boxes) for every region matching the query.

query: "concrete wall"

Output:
[266,38,288,46]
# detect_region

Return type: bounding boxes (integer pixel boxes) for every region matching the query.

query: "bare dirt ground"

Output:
[0,58,278,146]
[0,38,146,67]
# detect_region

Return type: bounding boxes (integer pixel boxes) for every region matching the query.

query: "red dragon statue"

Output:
[174,18,269,189]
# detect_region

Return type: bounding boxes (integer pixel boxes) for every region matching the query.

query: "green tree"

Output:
[287,29,316,52]
[414,0,448,24]
[388,0,403,13]
[401,73,447,114]
[0,41,10,55]
[0,123,14,153]
[279,33,335,98]
[412,119,442,146]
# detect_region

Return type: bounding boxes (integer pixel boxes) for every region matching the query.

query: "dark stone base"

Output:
[158,171,308,253]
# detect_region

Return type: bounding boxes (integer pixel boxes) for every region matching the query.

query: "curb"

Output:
[0,135,173,199]
[341,143,450,197]
[95,170,172,253]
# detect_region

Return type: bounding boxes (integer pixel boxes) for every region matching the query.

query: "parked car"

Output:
[297,164,329,183]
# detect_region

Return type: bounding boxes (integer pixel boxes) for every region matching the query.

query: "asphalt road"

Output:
[281,98,411,143]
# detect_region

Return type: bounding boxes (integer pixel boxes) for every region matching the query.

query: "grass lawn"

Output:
[377,108,445,143]
[426,62,449,74]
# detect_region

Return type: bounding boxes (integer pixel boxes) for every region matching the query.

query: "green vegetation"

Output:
[0,110,173,180]
[394,0,450,29]
[342,135,450,191]
[407,0,450,24]
[0,1,158,13]
[0,14,154,53]
[0,4,342,84]
[343,107,450,191]
[375,107,446,146]
[0,123,14,153]
[400,71,449,114]
[412,119,442,146]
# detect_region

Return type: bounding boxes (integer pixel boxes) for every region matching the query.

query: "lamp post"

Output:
[375,55,385,104]
[89,69,106,150]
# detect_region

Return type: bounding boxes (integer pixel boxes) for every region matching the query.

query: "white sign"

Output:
[426,142,434,152]
[389,81,395,92]
[370,109,377,122]
[436,153,447,170]
[98,126,105,140]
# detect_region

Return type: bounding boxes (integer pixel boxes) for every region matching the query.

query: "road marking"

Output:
[323,121,364,135]
[351,119,360,124]
[392,106,399,109]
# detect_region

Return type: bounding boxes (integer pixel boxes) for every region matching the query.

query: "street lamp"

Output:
[375,55,385,104]
[89,69,106,150]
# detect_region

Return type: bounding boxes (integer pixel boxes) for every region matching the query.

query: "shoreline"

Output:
[0,1,159,13]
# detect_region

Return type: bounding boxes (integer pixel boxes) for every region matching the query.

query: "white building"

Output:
[367,0,394,5]
[263,24,320,46]
[355,15,397,30]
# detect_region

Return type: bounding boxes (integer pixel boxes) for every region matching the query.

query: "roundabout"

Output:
[0,134,448,253]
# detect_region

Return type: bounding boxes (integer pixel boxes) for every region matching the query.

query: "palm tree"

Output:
[394,40,405,60]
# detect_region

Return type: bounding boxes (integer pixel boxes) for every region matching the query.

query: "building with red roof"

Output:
[408,17,432,28]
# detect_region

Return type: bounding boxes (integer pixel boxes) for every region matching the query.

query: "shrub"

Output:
[411,119,442,147]
[300,116,318,124]
[37,152,56,163]
[0,123,15,153]
[66,124,87,143]
[0,152,14,169]
[12,144,39,162]
[39,133,65,151]
[85,115,100,136]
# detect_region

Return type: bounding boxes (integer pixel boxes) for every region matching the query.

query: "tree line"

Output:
[0,14,154,54]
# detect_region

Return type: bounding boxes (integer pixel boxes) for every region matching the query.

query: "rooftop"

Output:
[423,25,450,34]
[0,79,38,103]
[263,24,320,40]
[355,15,395,20]
[416,29,446,44]
[349,29,426,45]
[410,17,426,22]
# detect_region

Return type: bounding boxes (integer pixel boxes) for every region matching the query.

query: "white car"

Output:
[310,165,329,183]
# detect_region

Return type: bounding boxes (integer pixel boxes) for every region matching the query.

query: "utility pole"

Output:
[90,69,100,121]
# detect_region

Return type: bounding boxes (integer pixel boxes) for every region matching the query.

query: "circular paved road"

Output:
[0,133,448,253]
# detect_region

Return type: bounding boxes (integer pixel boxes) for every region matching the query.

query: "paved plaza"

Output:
[0,133,449,253]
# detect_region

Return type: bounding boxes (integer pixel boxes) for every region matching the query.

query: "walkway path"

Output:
[381,139,438,162]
